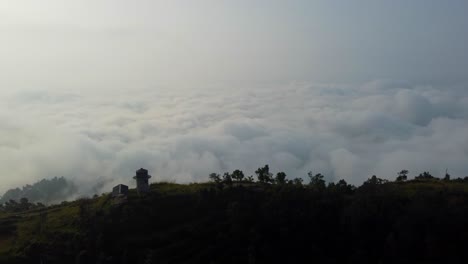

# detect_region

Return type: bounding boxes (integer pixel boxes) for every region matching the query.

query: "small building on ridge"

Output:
[112,184,129,197]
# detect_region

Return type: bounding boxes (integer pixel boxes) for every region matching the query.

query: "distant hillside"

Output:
[0,177,77,205]
[1,174,467,264]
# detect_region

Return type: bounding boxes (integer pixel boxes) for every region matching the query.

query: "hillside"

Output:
[0,177,77,205]
[1,178,468,264]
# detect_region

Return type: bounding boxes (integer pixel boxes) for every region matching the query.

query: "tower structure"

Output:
[133,168,152,194]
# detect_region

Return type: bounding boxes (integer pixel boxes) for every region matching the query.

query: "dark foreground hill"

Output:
[1,179,468,264]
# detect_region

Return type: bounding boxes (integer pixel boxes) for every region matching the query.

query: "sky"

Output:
[1,1,468,195]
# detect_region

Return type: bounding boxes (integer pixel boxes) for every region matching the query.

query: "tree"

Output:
[0,177,77,204]
[334,179,355,194]
[255,165,273,184]
[5,199,19,212]
[364,175,388,185]
[231,170,245,182]
[396,170,408,182]
[291,178,303,186]
[415,171,435,180]
[275,172,287,185]
[19,197,31,211]
[20,197,29,205]
[223,172,233,186]
[209,173,222,183]
[308,172,326,190]
[444,169,450,181]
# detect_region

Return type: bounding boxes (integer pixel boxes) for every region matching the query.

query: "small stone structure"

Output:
[112,184,129,197]
[133,168,152,194]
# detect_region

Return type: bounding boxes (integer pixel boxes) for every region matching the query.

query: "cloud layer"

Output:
[1,81,468,195]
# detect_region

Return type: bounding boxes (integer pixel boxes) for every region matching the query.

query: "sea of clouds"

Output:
[1,80,468,195]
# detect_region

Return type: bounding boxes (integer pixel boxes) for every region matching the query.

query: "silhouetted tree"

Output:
[444,170,451,181]
[334,179,355,194]
[291,178,303,186]
[223,172,233,186]
[231,170,245,182]
[19,197,30,211]
[209,173,222,183]
[396,170,409,182]
[308,172,326,190]
[275,172,287,185]
[255,165,273,184]
[364,175,388,185]
[5,199,19,212]
[20,197,29,205]
[415,171,435,180]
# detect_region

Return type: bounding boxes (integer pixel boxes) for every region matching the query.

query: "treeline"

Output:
[0,177,77,205]
[210,165,350,189]
[0,197,46,213]
[208,164,468,188]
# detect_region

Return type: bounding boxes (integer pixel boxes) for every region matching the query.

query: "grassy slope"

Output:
[0,180,467,263]
[0,182,214,261]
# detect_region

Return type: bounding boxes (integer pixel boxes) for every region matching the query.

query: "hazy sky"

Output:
[1,1,468,195]
[2,0,468,89]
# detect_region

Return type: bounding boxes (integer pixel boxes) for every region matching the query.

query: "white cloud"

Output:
[1,81,468,195]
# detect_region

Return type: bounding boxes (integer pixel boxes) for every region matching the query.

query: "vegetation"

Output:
[1,167,468,263]
[0,177,77,205]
